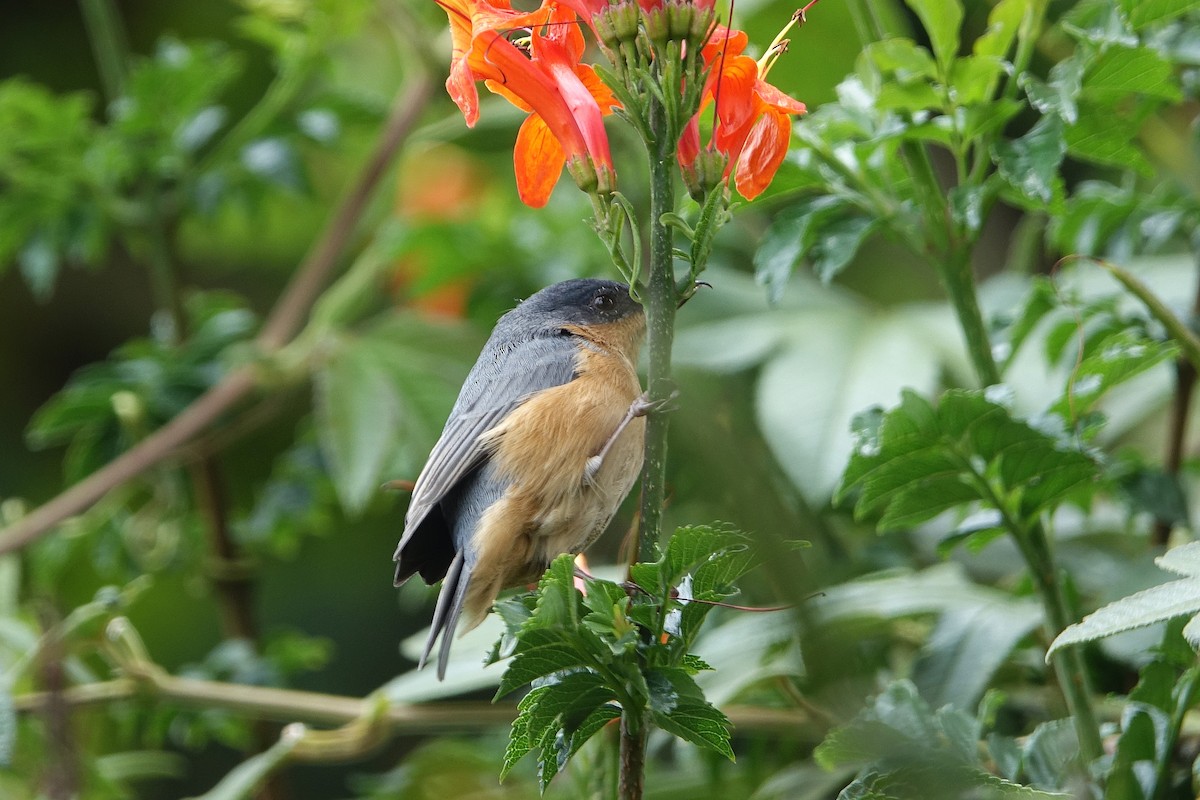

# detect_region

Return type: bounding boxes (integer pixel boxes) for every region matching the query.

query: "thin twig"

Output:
[0,74,434,556]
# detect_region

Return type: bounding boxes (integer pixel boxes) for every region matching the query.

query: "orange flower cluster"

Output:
[680,25,807,200]
[433,0,805,205]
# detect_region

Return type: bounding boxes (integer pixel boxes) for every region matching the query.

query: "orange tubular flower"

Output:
[680,24,806,200]
[435,0,619,207]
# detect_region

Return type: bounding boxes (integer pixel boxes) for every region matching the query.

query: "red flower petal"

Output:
[734,108,792,200]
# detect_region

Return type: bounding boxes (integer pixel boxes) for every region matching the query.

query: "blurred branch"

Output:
[1156,249,1200,545]
[0,73,434,556]
[10,674,809,738]
[79,0,128,100]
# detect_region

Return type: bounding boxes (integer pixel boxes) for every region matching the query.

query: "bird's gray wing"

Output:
[393,332,579,570]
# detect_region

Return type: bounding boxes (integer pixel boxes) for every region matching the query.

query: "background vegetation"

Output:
[4,0,1200,798]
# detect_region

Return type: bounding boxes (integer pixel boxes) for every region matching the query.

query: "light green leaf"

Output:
[1155,542,1200,577]
[1048,577,1200,658]
[974,0,1027,60]
[903,0,964,72]
[759,309,950,504]
[914,602,1042,710]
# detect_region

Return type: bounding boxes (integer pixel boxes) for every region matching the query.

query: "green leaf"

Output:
[913,602,1043,710]
[1125,0,1200,29]
[651,699,734,760]
[991,115,1066,209]
[948,55,1007,105]
[1048,576,1200,658]
[974,0,1027,60]
[313,313,473,515]
[1084,46,1182,101]
[810,216,877,284]
[183,731,299,800]
[1157,541,1200,577]
[903,0,964,73]
[496,632,584,699]
[1064,105,1153,173]
[753,197,848,302]
[1021,56,1085,124]
[839,389,1101,542]
[525,672,618,789]
[1021,719,1078,792]
[1050,329,1178,420]
[0,688,13,766]
[501,685,544,780]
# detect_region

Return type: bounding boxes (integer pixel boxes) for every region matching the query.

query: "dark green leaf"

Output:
[651,699,734,760]
[810,216,877,283]
[753,197,847,302]
[496,629,587,699]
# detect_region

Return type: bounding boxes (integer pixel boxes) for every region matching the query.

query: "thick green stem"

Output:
[633,91,678,566]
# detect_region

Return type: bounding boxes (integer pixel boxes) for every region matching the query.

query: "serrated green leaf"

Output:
[1048,577,1200,658]
[903,0,963,73]
[1064,108,1153,174]
[1022,719,1078,792]
[878,478,981,529]
[501,685,546,780]
[496,630,586,699]
[652,699,734,760]
[1022,56,1085,124]
[1156,541,1200,577]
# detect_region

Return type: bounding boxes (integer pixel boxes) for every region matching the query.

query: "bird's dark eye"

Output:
[592,293,615,311]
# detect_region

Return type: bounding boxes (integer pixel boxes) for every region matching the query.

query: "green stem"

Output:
[633,86,678,567]
[937,242,1001,386]
[957,461,1103,766]
[1024,522,1104,765]
[618,714,646,800]
[79,0,128,101]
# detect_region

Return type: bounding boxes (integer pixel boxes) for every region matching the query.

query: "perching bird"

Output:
[393,278,648,679]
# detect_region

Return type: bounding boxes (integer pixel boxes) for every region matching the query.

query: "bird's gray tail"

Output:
[419,549,472,681]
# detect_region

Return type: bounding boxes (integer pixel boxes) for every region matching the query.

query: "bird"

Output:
[393,278,649,679]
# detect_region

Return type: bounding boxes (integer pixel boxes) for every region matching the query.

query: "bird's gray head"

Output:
[512,278,643,331]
